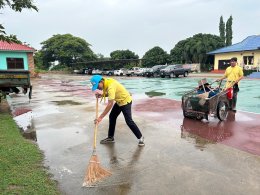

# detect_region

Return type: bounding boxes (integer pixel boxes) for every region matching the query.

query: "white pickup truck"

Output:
[114,68,127,76]
[126,67,141,76]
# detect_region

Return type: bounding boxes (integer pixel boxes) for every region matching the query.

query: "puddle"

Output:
[22,128,37,141]
[145,91,166,97]
[13,111,37,141]
[13,111,33,130]
[55,95,73,98]
[52,100,82,105]
[181,118,232,144]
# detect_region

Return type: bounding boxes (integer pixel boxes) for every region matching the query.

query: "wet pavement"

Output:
[6,74,260,195]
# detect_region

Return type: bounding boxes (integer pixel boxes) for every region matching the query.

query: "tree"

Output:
[34,51,43,69]
[110,49,139,69]
[170,33,225,65]
[6,34,22,44]
[39,34,96,69]
[226,15,233,46]
[219,16,225,44]
[170,39,190,64]
[110,50,139,60]
[0,0,38,42]
[142,46,169,67]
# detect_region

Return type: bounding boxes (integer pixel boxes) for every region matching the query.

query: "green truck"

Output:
[0,70,32,102]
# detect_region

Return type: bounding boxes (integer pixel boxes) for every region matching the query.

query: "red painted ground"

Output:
[134,98,260,156]
[12,108,32,116]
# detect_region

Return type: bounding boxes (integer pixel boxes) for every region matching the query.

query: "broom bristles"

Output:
[82,154,111,187]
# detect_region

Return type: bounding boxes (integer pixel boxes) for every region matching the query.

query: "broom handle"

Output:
[93,97,98,149]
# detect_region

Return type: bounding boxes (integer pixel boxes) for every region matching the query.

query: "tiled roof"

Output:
[0,41,35,52]
[208,35,260,55]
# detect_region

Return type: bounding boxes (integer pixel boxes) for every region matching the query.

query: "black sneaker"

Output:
[138,136,145,147]
[100,137,115,144]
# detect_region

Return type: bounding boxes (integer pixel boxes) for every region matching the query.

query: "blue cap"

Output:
[90,75,103,91]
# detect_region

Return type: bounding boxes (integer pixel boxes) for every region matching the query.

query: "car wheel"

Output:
[184,72,188,77]
[217,101,228,121]
[170,73,174,78]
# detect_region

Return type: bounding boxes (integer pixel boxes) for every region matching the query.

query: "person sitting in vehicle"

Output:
[197,78,219,98]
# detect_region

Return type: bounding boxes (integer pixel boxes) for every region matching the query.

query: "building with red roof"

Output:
[0,41,36,75]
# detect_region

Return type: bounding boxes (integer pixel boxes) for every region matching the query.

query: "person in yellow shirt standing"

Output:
[90,75,145,146]
[217,57,244,112]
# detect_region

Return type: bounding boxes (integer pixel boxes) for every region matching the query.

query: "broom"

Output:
[82,97,111,187]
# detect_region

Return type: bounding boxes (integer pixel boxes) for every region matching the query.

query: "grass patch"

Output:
[0,111,60,194]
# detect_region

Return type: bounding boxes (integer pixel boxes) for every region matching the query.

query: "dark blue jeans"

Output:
[108,102,142,139]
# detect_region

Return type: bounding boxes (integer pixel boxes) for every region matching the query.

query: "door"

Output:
[218,60,230,70]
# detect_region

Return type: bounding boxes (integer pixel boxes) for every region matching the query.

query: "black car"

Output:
[102,69,114,76]
[160,64,191,78]
[144,65,167,77]
[82,68,93,75]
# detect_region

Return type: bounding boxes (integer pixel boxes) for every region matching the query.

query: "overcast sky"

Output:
[1,0,260,57]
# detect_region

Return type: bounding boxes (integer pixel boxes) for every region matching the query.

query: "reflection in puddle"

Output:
[145,91,166,97]
[180,117,234,150]
[22,128,37,141]
[12,108,32,117]
[52,100,82,105]
[13,111,37,141]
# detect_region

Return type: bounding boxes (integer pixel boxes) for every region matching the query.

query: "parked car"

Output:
[73,69,81,74]
[126,67,141,76]
[82,68,93,75]
[136,68,147,76]
[160,64,191,78]
[92,69,103,75]
[114,68,127,76]
[144,65,167,77]
[102,69,114,76]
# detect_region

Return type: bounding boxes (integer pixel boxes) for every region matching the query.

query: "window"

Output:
[243,56,254,65]
[6,58,24,69]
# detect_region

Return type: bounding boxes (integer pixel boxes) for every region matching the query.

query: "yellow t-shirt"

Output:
[103,78,132,106]
[224,65,243,83]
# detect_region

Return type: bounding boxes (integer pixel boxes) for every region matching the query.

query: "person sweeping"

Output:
[90,75,145,146]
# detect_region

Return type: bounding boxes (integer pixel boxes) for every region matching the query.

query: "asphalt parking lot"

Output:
[7,74,260,195]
